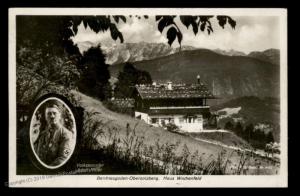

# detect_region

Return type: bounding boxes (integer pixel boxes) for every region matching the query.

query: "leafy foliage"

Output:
[70,15,126,43]
[17,15,236,55]
[103,99,134,116]
[17,16,80,58]
[216,15,236,29]
[17,15,125,53]
[16,42,80,105]
[166,27,178,46]
[224,120,275,149]
[114,63,152,98]
[155,15,235,47]
[224,121,234,130]
[78,46,111,100]
[212,96,280,141]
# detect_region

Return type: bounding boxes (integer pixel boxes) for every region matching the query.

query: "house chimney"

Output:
[167,81,173,90]
[197,75,201,84]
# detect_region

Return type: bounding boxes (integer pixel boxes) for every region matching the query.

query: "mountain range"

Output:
[248,49,280,66]
[76,41,197,64]
[213,48,247,57]
[76,41,279,66]
[109,48,280,103]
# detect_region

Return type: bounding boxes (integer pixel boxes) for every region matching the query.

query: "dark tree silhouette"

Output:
[234,122,244,137]
[156,15,235,47]
[266,132,275,143]
[244,123,254,142]
[224,121,234,131]
[114,63,152,98]
[17,16,80,56]
[79,46,111,100]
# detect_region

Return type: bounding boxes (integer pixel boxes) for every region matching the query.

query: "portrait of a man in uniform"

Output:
[32,99,75,167]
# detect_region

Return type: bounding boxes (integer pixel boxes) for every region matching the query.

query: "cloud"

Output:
[72,17,168,46]
[179,17,278,53]
[118,17,168,43]
[72,16,279,53]
[235,24,270,51]
[71,23,111,44]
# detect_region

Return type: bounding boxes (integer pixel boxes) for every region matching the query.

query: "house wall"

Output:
[135,111,151,124]
[148,114,203,132]
[179,117,203,132]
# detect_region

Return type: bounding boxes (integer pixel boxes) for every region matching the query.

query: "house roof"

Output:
[136,83,215,100]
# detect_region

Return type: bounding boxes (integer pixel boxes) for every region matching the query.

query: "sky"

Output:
[71,16,280,54]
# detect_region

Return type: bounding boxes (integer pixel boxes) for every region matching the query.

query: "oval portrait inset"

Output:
[29,97,77,169]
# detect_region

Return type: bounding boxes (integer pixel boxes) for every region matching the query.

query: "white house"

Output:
[133,77,217,132]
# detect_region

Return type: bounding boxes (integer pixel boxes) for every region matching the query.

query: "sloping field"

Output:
[189,131,251,148]
[74,91,279,174]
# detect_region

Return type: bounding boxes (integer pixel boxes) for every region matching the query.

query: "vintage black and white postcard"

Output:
[8,8,287,187]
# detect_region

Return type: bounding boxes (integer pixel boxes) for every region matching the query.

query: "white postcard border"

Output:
[8,8,288,188]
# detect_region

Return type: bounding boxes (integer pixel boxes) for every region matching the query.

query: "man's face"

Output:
[45,107,61,127]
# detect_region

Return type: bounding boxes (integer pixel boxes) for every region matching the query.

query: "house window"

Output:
[185,116,198,123]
